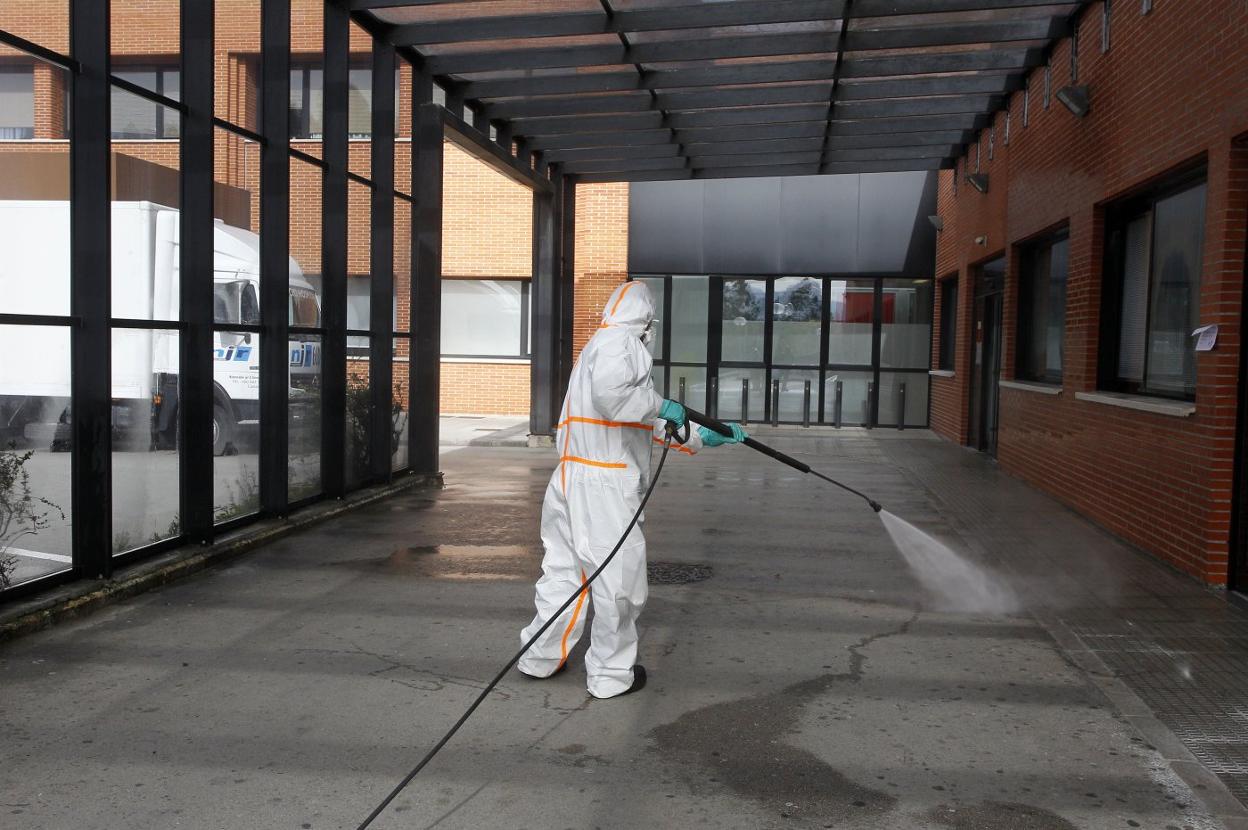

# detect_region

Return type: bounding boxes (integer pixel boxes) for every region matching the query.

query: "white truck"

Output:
[0,200,320,456]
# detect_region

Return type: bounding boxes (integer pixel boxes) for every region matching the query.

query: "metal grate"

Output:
[648,561,713,585]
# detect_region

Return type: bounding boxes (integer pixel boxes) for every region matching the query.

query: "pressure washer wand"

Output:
[683,407,883,513]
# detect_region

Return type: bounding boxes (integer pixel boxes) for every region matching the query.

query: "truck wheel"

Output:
[212,404,235,457]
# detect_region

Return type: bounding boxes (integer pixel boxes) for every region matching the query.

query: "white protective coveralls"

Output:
[517,280,702,698]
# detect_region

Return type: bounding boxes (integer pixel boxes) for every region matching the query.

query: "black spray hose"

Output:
[683,407,883,514]
[356,437,678,830]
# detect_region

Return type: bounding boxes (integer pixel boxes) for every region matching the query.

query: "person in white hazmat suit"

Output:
[517,281,748,699]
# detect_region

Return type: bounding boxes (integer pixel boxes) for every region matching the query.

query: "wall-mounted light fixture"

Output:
[1056,84,1092,118]
[928,215,944,231]
[974,235,988,246]
[966,173,989,194]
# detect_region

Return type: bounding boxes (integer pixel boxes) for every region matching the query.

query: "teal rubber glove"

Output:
[698,423,748,447]
[658,399,687,428]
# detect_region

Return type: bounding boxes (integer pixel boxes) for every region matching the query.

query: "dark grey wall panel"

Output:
[628,180,704,273]
[629,171,936,276]
[703,177,783,274]
[779,174,860,273]
[857,171,937,274]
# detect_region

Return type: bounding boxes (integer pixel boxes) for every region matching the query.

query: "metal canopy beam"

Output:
[572,156,947,183]
[461,49,1037,100]
[423,19,1059,75]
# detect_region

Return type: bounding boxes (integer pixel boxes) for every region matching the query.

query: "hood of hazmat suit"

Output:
[518,281,701,698]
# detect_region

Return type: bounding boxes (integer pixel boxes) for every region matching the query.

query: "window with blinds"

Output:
[0,66,35,140]
[1101,171,1207,400]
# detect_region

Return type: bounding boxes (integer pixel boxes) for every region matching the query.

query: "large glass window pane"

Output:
[772,277,822,365]
[774,368,820,423]
[111,70,180,139]
[111,328,180,554]
[717,367,765,423]
[215,2,260,132]
[1117,214,1151,385]
[348,179,372,351]
[0,324,73,589]
[0,156,71,317]
[721,278,765,363]
[392,337,411,472]
[1146,182,1206,397]
[441,280,525,357]
[823,370,873,427]
[346,349,372,490]
[827,279,874,366]
[669,366,707,412]
[670,276,708,363]
[1018,236,1068,383]
[0,5,68,53]
[214,331,261,523]
[348,20,373,178]
[880,279,932,369]
[938,278,958,372]
[112,98,182,321]
[0,66,35,139]
[634,277,665,358]
[878,372,929,428]
[289,333,322,503]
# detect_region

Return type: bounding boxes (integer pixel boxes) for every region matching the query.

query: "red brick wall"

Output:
[574,182,630,354]
[932,1,1248,585]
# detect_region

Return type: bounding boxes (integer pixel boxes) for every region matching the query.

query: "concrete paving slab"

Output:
[1,431,1244,829]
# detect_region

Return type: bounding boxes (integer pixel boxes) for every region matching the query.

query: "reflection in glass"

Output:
[348,180,371,350]
[215,2,260,132]
[112,75,180,139]
[880,279,932,369]
[0,116,71,315]
[772,277,822,365]
[289,333,322,503]
[823,370,873,427]
[774,368,819,423]
[214,331,261,523]
[717,367,765,423]
[392,337,411,472]
[878,372,929,428]
[827,280,874,366]
[670,276,708,363]
[0,325,73,589]
[669,366,707,412]
[650,364,667,399]
[0,66,36,140]
[721,279,766,363]
[111,328,180,554]
[346,350,372,490]
[442,280,526,357]
[634,277,665,358]
[1146,182,1206,397]
[394,198,411,334]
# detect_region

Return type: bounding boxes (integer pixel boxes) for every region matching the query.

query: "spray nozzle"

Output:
[869,501,883,514]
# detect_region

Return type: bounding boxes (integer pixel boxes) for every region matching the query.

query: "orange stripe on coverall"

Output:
[558,416,652,431]
[560,456,628,470]
[558,569,589,669]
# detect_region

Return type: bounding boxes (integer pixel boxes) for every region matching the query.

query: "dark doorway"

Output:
[1232,214,1248,592]
[969,258,1006,455]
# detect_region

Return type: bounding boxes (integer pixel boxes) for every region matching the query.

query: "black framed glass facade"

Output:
[1017,231,1069,384]
[1100,170,1207,401]
[0,2,432,601]
[635,274,933,428]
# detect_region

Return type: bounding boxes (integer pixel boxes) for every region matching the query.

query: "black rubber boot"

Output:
[621,665,647,696]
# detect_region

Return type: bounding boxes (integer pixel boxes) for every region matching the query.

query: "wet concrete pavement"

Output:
[3,429,1248,829]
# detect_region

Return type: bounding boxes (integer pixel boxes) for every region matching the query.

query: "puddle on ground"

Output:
[333,545,540,580]
[649,671,896,826]
[929,801,1078,829]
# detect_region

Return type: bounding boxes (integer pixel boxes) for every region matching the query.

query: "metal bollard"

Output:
[771,379,780,427]
[897,382,906,431]
[866,381,874,429]
[802,380,811,428]
[834,380,843,429]
[741,379,750,425]
[678,376,686,406]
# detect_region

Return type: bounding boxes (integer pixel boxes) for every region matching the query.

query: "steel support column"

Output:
[558,176,577,401]
[180,0,215,543]
[322,0,349,499]
[259,0,291,514]
[411,103,444,474]
[70,0,112,577]
[369,40,396,482]
[529,171,561,439]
